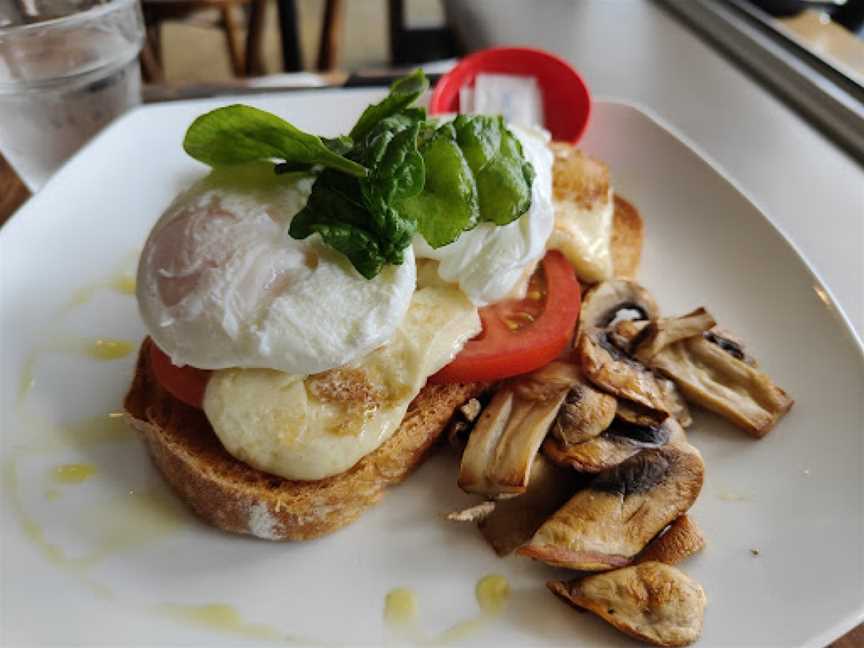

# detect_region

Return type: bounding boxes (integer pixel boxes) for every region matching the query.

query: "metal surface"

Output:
[660,0,864,161]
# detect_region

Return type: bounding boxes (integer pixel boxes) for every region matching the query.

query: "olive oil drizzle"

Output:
[383,574,512,644]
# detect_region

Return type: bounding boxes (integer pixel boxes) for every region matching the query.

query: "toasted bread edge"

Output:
[125,338,485,541]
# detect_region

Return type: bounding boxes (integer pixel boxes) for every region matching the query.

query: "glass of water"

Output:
[0,0,144,190]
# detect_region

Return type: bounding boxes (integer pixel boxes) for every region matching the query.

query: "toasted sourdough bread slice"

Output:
[125,143,644,542]
[125,337,486,541]
[550,141,643,279]
[611,196,642,279]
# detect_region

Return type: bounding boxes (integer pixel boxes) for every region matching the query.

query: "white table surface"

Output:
[446,0,864,340]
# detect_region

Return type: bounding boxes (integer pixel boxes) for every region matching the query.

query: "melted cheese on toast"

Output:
[203,285,480,480]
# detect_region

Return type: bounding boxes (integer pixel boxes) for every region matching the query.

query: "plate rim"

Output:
[593,95,864,356]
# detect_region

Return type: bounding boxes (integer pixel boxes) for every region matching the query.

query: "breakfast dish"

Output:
[3,83,862,647]
[121,70,796,645]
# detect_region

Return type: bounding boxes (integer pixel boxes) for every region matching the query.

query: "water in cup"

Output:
[0,0,145,190]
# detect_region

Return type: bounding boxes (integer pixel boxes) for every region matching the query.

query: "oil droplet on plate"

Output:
[717,489,753,502]
[384,588,417,626]
[61,413,133,447]
[19,413,134,452]
[1,457,112,598]
[67,263,138,308]
[17,351,37,405]
[83,338,135,361]
[74,488,187,563]
[436,617,487,644]
[432,575,512,644]
[475,574,510,615]
[157,603,283,641]
[52,463,96,484]
[109,273,136,296]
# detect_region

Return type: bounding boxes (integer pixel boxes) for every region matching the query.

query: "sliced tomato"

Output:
[430,250,581,384]
[148,340,211,409]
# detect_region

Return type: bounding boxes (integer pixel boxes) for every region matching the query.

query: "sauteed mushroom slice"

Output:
[446,397,485,448]
[577,328,669,413]
[616,399,669,428]
[544,434,640,474]
[446,501,496,523]
[551,378,617,446]
[637,515,706,565]
[520,430,704,570]
[704,327,757,366]
[543,416,673,474]
[633,308,716,364]
[650,335,793,438]
[477,455,584,556]
[658,378,692,428]
[608,318,649,354]
[459,362,580,498]
[548,562,707,647]
[580,280,660,330]
[613,317,793,437]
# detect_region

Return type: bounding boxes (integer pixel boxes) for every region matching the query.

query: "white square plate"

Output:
[1,90,862,647]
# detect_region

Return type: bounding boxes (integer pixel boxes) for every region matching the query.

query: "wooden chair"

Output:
[140,0,268,81]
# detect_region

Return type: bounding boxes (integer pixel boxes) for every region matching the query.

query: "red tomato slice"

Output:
[429,250,581,384]
[149,340,211,409]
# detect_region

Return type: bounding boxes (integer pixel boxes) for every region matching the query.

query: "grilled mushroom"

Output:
[633,308,716,364]
[580,280,660,331]
[548,562,707,647]
[544,433,640,474]
[704,327,757,366]
[658,377,692,428]
[543,415,673,474]
[616,399,669,428]
[551,378,617,446]
[637,515,706,565]
[577,328,669,413]
[650,335,793,437]
[459,362,580,498]
[477,455,583,556]
[614,317,793,437]
[446,501,496,523]
[446,397,485,448]
[519,426,704,570]
[608,318,649,353]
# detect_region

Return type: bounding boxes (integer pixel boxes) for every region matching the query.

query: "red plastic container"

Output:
[429,46,591,143]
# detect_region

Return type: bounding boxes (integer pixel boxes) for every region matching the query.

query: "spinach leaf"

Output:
[291,116,424,276]
[184,104,366,177]
[289,170,387,279]
[454,115,534,226]
[398,123,479,248]
[358,119,424,260]
[349,70,429,141]
[181,70,538,279]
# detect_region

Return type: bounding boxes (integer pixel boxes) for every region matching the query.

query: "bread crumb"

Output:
[750,548,760,557]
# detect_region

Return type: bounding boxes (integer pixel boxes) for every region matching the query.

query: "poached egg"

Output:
[413,124,555,306]
[137,164,416,375]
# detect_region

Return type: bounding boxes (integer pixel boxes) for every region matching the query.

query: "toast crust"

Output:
[611,195,643,279]
[125,338,485,540]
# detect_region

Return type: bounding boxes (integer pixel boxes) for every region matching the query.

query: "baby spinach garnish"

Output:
[182,70,536,279]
